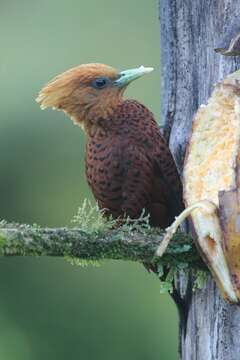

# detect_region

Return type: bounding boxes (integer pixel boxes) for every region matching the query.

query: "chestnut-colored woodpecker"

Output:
[37,63,183,227]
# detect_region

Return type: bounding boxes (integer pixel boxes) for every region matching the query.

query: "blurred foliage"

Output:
[0,0,178,359]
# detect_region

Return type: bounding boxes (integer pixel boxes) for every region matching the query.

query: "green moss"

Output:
[72,199,117,234]
[72,200,152,236]
[64,255,101,267]
[0,231,7,256]
[0,200,208,295]
[193,270,209,291]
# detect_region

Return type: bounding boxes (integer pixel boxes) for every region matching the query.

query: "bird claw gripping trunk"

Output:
[160,70,240,303]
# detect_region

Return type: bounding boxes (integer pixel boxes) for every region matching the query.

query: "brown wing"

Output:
[119,100,184,227]
[151,141,184,226]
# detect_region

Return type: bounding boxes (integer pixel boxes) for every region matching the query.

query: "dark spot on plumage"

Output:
[143,138,153,148]
[110,195,122,202]
[125,159,132,167]
[122,194,128,201]
[141,193,149,201]
[99,146,107,152]
[113,161,120,169]
[105,158,111,168]
[101,151,111,160]
[153,161,162,176]
[98,156,104,161]
[167,170,176,176]
[146,153,153,164]
[162,162,171,169]
[133,170,140,177]
[159,157,169,166]
[111,186,121,192]
[114,169,124,177]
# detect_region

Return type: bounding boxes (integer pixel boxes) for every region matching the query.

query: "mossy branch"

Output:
[0,202,206,283]
[0,221,205,271]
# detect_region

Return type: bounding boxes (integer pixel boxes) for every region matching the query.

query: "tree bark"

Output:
[159,0,240,359]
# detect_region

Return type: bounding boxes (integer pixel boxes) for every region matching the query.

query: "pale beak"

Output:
[114,65,154,87]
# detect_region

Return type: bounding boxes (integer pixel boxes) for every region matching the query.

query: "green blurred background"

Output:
[0,0,178,359]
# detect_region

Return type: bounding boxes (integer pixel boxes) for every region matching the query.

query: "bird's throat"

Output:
[73,97,124,135]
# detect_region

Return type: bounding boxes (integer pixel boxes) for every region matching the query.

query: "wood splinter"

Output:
[155,200,216,257]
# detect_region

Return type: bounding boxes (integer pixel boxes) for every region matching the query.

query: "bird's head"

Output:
[36,63,153,132]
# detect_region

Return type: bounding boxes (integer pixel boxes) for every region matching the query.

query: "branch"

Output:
[0,221,205,271]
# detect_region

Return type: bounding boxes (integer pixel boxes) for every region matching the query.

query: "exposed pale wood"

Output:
[159,0,240,359]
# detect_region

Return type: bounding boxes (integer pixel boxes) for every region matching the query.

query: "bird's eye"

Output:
[92,77,108,89]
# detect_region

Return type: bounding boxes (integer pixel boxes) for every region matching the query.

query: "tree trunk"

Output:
[159,0,240,359]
